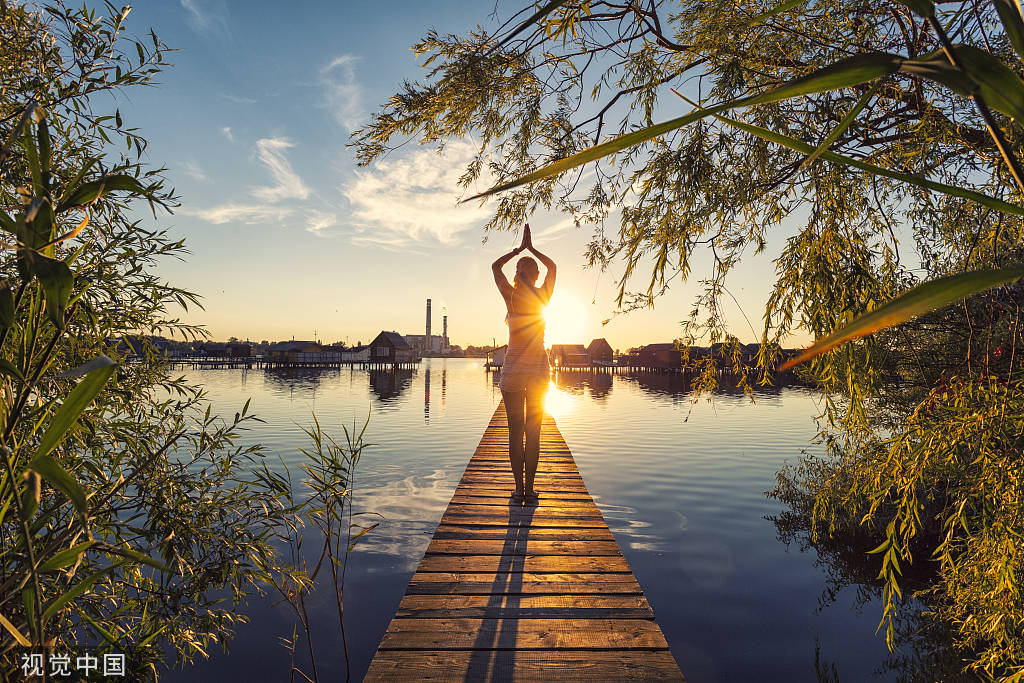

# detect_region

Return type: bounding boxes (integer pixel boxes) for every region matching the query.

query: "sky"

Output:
[115,0,816,351]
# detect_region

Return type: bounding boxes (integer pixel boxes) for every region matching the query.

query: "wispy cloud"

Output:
[321,55,363,130]
[180,0,230,37]
[220,126,235,143]
[305,210,336,236]
[252,137,309,201]
[181,160,208,182]
[342,141,490,249]
[192,203,292,225]
[186,137,310,226]
[223,94,257,106]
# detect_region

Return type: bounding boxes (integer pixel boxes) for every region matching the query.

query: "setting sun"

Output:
[544,289,590,345]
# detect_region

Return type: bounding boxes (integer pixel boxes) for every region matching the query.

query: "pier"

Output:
[364,404,684,681]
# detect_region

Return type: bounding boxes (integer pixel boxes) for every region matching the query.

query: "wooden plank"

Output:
[364,651,684,682]
[431,526,614,541]
[425,539,622,556]
[366,403,685,681]
[377,618,670,650]
[396,595,654,619]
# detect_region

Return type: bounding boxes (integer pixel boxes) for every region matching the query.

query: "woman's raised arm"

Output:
[492,247,520,299]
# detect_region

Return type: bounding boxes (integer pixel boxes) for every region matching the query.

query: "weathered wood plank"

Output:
[396,595,654,619]
[377,618,670,650]
[426,539,622,556]
[364,651,684,682]
[432,526,614,541]
[415,555,633,573]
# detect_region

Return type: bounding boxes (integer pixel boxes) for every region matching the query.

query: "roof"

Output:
[588,338,612,349]
[372,331,411,349]
[269,340,319,351]
[641,343,680,352]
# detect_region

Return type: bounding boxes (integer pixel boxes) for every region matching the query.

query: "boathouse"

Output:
[587,338,614,364]
[486,344,507,368]
[369,331,414,363]
[266,340,322,363]
[342,344,370,362]
[550,344,590,367]
[638,342,683,369]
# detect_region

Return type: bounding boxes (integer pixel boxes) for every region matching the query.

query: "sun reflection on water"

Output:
[543,380,576,419]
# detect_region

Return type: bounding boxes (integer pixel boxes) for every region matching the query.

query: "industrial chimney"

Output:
[442,314,448,353]
[425,299,432,351]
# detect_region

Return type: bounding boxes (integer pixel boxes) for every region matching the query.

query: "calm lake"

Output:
[165,358,898,682]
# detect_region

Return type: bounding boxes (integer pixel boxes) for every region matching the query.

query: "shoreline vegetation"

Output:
[0,5,373,681]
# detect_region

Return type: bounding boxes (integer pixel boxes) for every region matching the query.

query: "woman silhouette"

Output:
[492,224,556,504]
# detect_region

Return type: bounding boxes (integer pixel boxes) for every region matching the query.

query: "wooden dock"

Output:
[364,404,684,681]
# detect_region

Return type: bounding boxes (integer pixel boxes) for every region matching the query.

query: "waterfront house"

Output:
[587,338,614,364]
[342,344,370,362]
[638,343,682,369]
[486,345,507,367]
[550,344,590,367]
[226,342,252,357]
[369,331,414,363]
[266,340,322,363]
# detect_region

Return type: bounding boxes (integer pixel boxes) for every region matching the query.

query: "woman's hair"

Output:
[515,256,539,284]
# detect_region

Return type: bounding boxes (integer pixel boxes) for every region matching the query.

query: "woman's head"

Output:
[514,256,539,286]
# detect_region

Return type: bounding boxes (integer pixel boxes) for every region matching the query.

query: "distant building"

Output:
[342,344,370,362]
[587,338,614,363]
[638,343,682,369]
[486,345,507,367]
[226,342,252,357]
[204,343,227,357]
[369,331,414,363]
[404,334,445,354]
[266,341,323,363]
[550,344,590,367]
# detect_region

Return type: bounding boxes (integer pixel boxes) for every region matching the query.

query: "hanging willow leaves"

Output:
[464,51,907,200]
[780,266,1024,370]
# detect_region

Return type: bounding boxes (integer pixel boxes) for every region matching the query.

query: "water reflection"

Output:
[368,367,415,402]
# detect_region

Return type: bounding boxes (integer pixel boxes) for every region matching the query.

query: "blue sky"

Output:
[118,0,812,350]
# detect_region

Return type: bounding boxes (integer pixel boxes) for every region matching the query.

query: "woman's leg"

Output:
[501,390,526,494]
[523,383,546,495]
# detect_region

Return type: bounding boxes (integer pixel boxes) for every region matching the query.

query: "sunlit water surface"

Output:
[164,359,895,682]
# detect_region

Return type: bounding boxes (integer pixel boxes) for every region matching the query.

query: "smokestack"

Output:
[426,299,432,350]
[443,315,448,352]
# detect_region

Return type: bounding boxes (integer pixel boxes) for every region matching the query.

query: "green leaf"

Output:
[995,0,1024,61]
[38,541,95,572]
[712,113,1024,216]
[948,44,1024,122]
[901,47,1024,123]
[0,611,30,646]
[28,455,87,515]
[0,358,25,382]
[36,117,51,187]
[56,174,145,213]
[102,544,167,571]
[58,180,106,210]
[0,282,14,330]
[29,253,73,328]
[42,562,125,621]
[22,128,42,195]
[465,52,905,200]
[741,0,804,29]
[781,266,1024,370]
[32,361,116,463]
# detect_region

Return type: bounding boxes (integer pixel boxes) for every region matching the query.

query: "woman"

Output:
[492,224,556,504]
